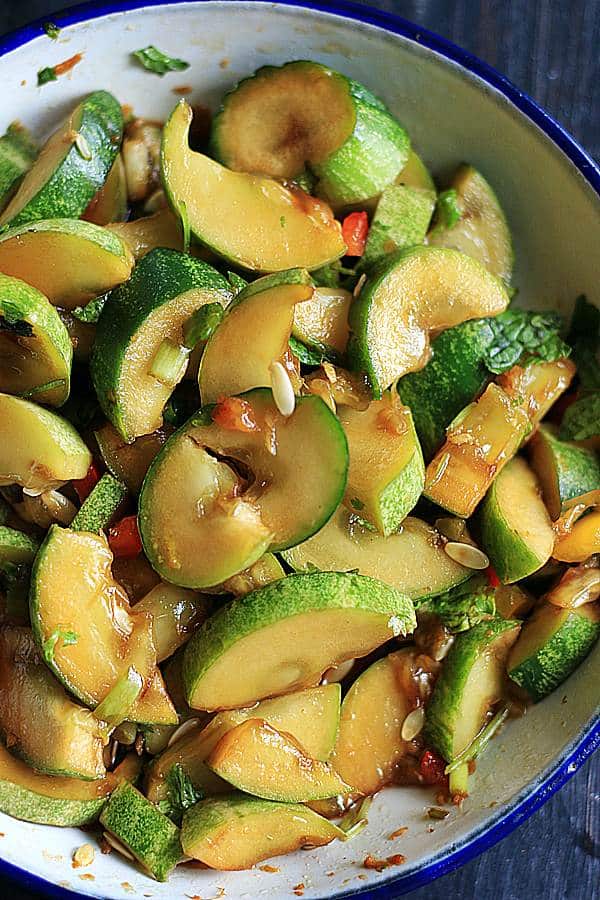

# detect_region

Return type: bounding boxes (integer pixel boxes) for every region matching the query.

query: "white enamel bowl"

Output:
[0,2,598,897]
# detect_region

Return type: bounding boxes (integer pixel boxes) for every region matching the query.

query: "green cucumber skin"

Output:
[508,610,600,703]
[0,272,72,406]
[375,435,425,535]
[423,618,520,762]
[71,473,128,534]
[559,393,600,444]
[183,571,415,707]
[358,184,435,271]
[0,124,38,209]
[478,479,545,584]
[0,526,40,566]
[540,427,600,508]
[0,781,104,827]
[398,319,495,459]
[91,248,232,440]
[100,782,182,882]
[2,91,123,227]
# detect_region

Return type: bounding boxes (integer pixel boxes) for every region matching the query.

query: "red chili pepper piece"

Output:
[72,461,101,503]
[419,749,447,785]
[341,211,369,256]
[212,396,260,433]
[486,565,501,589]
[53,52,83,76]
[108,515,142,559]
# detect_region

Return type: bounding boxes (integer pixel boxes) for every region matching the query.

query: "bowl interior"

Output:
[0,2,598,898]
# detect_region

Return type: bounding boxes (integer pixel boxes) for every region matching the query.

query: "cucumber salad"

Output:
[0,59,598,882]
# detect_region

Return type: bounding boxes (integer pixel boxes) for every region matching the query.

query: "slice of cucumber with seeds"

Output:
[0,91,123,227]
[478,457,555,584]
[529,425,600,519]
[281,508,470,601]
[106,208,183,260]
[70,473,128,534]
[0,272,71,406]
[0,122,38,211]
[210,61,410,206]
[83,154,128,225]
[292,286,351,359]
[348,246,509,397]
[0,218,134,310]
[161,100,346,273]
[0,626,107,779]
[0,393,91,493]
[424,618,521,762]
[428,164,513,284]
[91,248,232,442]
[138,390,349,588]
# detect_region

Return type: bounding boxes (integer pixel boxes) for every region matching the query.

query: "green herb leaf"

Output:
[559,392,600,443]
[43,627,78,664]
[158,763,203,822]
[482,308,571,375]
[37,66,57,86]
[350,497,365,511]
[132,45,190,76]
[72,293,108,324]
[43,22,61,40]
[432,188,461,231]
[568,295,600,391]
[419,576,496,633]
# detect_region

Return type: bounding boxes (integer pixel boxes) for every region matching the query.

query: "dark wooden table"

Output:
[0,2,598,899]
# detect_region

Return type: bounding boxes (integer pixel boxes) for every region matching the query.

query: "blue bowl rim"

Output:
[0,1,598,897]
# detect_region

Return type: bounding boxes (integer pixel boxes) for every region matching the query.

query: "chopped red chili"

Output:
[485,565,501,589]
[212,396,260,432]
[73,461,101,503]
[108,515,142,559]
[419,748,447,786]
[342,211,369,256]
[53,52,83,76]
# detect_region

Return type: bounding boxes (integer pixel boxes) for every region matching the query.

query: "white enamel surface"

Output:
[0,3,598,898]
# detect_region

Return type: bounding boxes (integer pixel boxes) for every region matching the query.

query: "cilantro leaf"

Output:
[132,46,190,76]
[37,66,57,86]
[157,764,203,822]
[42,627,78,664]
[419,576,496,633]
[43,22,61,40]
[482,308,571,375]
[568,295,600,391]
[432,188,462,231]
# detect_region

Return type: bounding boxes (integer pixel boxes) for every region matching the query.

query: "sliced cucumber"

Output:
[396,150,435,192]
[0,526,39,566]
[529,425,600,519]
[559,393,600,449]
[348,247,509,397]
[398,318,495,459]
[292,286,351,358]
[359,183,435,270]
[106,208,183,259]
[0,273,71,406]
[99,782,182,882]
[92,248,231,441]
[0,91,123,227]
[30,526,177,725]
[281,508,470,601]
[198,269,311,403]
[497,358,576,437]
[508,602,600,702]
[183,571,414,710]
[138,390,348,588]
[0,625,107,778]
[95,422,170,494]
[207,719,349,802]
[479,457,554,583]
[428,164,513,284]
[83,154,127,225]
[161,100,346,272]
[424,618,520,762]
[0,122,38,211]
[329,649,416,796]
[0,745,140,827]
[424,383,530,518]
[182,792,342,870]
[145,684,341,808]
[0,393,91,492]
[494,583,535,620]
[553,510,600,562]
[219,552,285,597]
[134,581,211,663]
[70,473,128,534]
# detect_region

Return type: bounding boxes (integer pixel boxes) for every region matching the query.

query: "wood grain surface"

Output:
[0,2,598,899]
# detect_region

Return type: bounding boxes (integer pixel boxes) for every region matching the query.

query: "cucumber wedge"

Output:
[92,248,232,441]
[508,602,600,702]
[0,272,71,406]
[529,425,600,519]
[281,508,470,601]
[424,618,520,762]
[198,269,312,404]
[0,393,91,492]
[396,150,435,192]
[210,61,410,206]
[219,552,285,597]
[292,286,351,358]
[348,247,509,397]
[359,183,435,269]
[398,318,496,459]
[83,154,127,225]
[138,390,348,588]
[0,747,140,827]
[0,218,134,310]
[0,122,38,211]
[207,719,349,802]
[0,526,39,566]
[479,457,554,583]
[0,626,107,779]
[30,526,177,726]
[424,383,530,518]
[161,100,346,272]
[428,164,513,284]
[338,394,424,534]
[100,782,182,882]
[107,208,183,260]
[182,793,342,870]
[0,91,123,227]
[553,509,600,562]
[497,358,576,437]
[560,393,600,449]
[70,473,128,534]
[95,422,170,494]
[183,571,414,710]
[134,581,211,663]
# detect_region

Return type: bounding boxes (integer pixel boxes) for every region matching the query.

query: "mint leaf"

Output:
[568,295,600,391]
[37,66,57,86]
[43,628,77,664]
[559,393,600,443]
[132,46,190,76]
[43,22,61,40]
[419,576,496,633]
[158,764,203,822]
[483,308,571,375]
[72,293,107,324]
[432,188,461,231]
